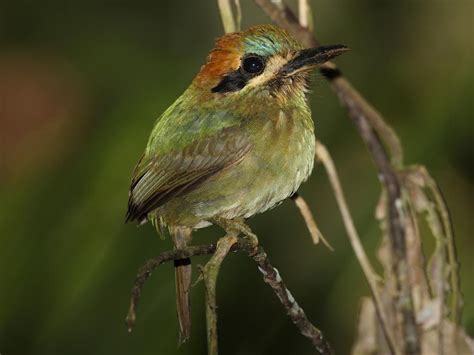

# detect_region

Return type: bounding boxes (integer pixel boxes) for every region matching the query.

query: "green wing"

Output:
[126,96,251,223]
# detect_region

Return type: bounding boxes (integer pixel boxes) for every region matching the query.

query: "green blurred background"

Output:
[0,1,472,354]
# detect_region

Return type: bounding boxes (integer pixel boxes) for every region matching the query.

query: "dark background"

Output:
[0,1,472,354]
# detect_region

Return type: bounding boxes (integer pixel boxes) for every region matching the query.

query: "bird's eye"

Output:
[242,55,265,75]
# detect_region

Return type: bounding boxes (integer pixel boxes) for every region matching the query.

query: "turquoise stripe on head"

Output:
[242,24,303,57]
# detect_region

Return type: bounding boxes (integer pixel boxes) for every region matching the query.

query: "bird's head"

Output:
[193,24,348,103]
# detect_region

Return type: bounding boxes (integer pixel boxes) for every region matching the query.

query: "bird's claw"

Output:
[210,216,259,250]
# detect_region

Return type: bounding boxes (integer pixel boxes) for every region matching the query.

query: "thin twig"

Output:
[126,245,216,332]
[315,141,399,355]
[298,0,310,28]
[217,0,237,33]
[292,0,331,252]
[234,0,242,31]
[254,1,420,353]
[125,240,332,354]
[291,193,333,250]
[201,236,238,355]
[251,247,332,354]
[329,51,420,355]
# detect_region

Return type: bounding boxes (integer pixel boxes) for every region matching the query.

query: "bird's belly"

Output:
[182,122,315,224]
[228,152,313,219]
[230,131,315,218]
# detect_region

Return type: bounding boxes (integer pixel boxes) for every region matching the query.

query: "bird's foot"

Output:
[210,216,258,251]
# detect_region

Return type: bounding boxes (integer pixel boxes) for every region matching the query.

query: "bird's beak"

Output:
[281,44,349,76]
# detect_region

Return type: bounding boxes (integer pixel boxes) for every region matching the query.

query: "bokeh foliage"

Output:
[0,1,472,354]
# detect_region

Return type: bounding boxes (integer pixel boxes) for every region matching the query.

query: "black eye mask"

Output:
[211,70,249,93]
[211,54,266,94]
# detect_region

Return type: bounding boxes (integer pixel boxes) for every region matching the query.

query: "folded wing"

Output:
[126,125,251,223]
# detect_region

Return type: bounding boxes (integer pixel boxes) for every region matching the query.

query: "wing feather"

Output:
[126,126,251,223]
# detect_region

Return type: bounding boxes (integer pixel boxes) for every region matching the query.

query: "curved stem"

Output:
[201,236,238,355]
[126,240,332,354]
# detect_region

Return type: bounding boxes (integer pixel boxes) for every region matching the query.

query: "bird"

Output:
[126,24,347,344]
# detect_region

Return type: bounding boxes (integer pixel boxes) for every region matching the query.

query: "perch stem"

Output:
[126,239,332,354]
[217,0,237,33]
[291,193,333,250]
[250,247,332,354]
[315,141,399,355]
[201,235,238,355]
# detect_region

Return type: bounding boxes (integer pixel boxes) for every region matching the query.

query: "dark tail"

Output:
[171,226,192,345]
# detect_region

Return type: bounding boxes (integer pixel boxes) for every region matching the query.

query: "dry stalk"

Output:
[125,239,332,354]
[217,0,238,33]
[298,0,312,30]
[234,0,242,32]
[402,165,462,323]
[400,166,464,353]
[291,193,333,250]
[252,246,332,354]
[200,236,238,355]
[125,245,216,332]
[315,141,399,354]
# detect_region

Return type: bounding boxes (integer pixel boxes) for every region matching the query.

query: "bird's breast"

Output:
[238,106,315,217]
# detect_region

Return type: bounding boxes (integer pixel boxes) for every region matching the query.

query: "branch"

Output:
[315,141,398,354]
[200,236,238,355]
[217,0,238,33]
[332,81,420,354]
[253,1,420,353]
[251,246,332,354]
[125,240,332,354]
[125,245,216,332]
[298,0,313,30]
[291,193,333,250]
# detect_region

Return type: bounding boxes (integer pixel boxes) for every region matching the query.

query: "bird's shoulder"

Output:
[147,93,244,152]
